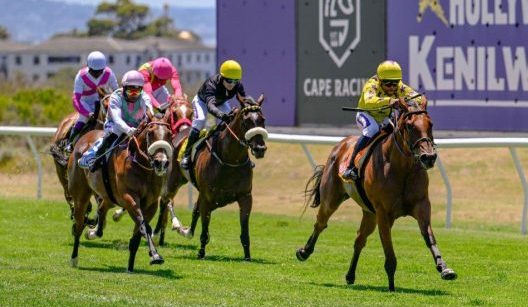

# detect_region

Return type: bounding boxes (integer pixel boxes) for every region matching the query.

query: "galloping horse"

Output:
[168,94,267,260]
[68,111,173,272]
[110,95,194,246]
[50,87,111,217]
[296,96,456,291]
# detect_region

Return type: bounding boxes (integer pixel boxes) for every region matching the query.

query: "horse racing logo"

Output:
[319,0,361,68]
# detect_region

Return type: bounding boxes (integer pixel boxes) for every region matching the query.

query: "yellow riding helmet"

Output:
[220,60,242,80]
[377,60,402,81]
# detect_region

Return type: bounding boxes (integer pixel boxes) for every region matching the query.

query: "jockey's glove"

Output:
[221,113,231,124]
[127,127,137,136]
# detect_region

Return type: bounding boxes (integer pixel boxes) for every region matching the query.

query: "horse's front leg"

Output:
[413,199,457,280]
[346,210,376,285]
[123,194,163,272]
[197,198,211,259]
[377,211,397,292]
[154,196,169,246]
[238,193,253,261]
[143,199,164,265]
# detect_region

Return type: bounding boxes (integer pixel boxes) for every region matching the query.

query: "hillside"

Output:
[0,0,216,45]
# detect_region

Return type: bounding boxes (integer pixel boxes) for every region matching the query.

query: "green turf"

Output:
[1,197,527,306]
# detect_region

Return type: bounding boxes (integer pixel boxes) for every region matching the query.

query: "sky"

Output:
[53,0,215,8]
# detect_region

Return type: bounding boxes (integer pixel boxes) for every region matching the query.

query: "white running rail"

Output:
[1,126,528,234]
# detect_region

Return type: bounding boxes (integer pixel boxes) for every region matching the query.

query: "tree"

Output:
[0,26,10,40]
[87,0,150,39]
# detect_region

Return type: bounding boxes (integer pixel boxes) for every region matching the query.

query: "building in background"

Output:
[0,35,215,88]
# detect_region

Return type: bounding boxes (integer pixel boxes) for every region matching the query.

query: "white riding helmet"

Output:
[87,51,106,70]
[122,70,145,87]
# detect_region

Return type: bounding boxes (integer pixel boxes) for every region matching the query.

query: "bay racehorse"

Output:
[50,87,111,218]
[168,94,267,260]
[68,111,173,272]
[296,96,456,291]
[110,95,193,246]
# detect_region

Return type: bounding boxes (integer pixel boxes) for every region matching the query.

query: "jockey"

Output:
[138,57,183,112]
[66,51,119,152]
[78,70,154,171]
[342,60,423,180]
[180,59,246,169]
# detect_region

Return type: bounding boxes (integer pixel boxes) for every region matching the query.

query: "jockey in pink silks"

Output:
[66,51,118,152]
[138,57,184,112]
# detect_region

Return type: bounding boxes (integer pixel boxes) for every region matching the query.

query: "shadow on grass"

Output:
[78,239,129,250]
[311,282,450,296]
[176,254,276,264]
[158,242,198,251]
[79,266,182,280]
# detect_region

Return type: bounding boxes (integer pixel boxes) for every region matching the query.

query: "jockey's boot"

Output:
[89,133,119,172]
[65,121,85,153]
[180,127,200,170]
[342,135,371,181]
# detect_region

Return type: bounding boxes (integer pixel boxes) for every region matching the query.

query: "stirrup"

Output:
[180,156,191,169]
[342,167,358,180]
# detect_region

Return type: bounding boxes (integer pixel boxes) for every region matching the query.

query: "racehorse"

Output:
[296,96,456,291]
[167,94,267,260]
[67,111,173,272]
[110,95,194,246]
[50,87,111,218]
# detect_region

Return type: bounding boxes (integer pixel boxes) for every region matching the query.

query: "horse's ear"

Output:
[146,110,154,122]
[257,94,264,106]
[237,93,248,107]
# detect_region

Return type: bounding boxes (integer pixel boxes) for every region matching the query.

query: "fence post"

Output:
[509,147,528,234]
[25,135,42,199]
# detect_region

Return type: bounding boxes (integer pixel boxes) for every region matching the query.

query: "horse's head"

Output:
[393,95,437,169]
[168,95,193,134]
[136,112,173,176]
[229,94,268,159]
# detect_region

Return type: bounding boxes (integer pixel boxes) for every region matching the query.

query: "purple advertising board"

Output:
[217,0,296,126]
[388,0,528,131]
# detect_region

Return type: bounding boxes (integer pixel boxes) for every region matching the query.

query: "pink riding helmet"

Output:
[152,57,173,80]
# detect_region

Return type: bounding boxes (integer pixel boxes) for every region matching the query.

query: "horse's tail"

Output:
[304,165,325,210]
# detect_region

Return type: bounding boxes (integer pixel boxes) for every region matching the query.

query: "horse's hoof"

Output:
[171,217,182,229]
[244,257,251,262]
[84,229,99,240]
[296,248,309,261]
[197,250,205,259]
[70,257,78,268]
[441,268,457,280]
[150,254,164,265]
[345,274,355,285]
[178,227,193,239]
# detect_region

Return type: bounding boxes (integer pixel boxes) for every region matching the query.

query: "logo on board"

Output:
[319,0,361,68]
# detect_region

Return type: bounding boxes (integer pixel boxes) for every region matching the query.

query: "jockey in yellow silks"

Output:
[342,60,424,180]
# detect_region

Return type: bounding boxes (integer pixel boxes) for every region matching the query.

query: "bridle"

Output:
[392,109,437,160]
[224,105,265,148]
[130,121,172,170]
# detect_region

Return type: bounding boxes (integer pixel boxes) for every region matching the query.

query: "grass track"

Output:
[1,198,528,306]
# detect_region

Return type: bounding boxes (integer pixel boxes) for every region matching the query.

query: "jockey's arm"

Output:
[142,80,161,109]
[169,68,184,97]
[205,96,225,119]
[108,71,119,91]
[72,74,90,117]
[108,97,133,135]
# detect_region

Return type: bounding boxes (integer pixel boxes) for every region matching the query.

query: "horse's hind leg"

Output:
[413,200,457,280]
[296,180,346,261]
[197,198,211,259]
[154,196,169,246]
[85,198,109,240]
[70,190,92,268]
[345,210,376,285]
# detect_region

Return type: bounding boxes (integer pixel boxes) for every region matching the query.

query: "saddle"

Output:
[338,130,391,214]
